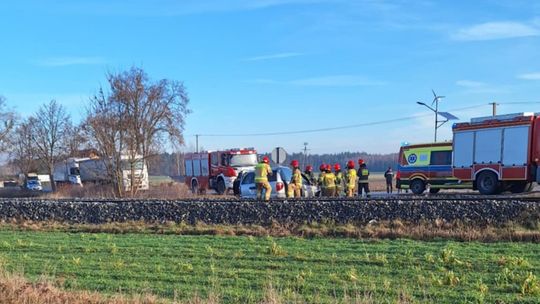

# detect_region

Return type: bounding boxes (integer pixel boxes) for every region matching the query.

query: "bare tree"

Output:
[64,124,88,157]
[85,89,127,196]
[0,96,16,150]
[31,100,71,191]
[85,67,190,196]
[10,118,38,176]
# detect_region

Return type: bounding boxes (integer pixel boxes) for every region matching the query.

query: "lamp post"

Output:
[416,101,439,142]
[417,91,458,143]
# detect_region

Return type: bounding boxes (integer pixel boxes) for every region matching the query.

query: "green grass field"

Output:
[0,230,539,303]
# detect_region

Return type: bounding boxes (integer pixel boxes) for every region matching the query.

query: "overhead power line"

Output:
[190,101,540,138]
[194,104,487,137]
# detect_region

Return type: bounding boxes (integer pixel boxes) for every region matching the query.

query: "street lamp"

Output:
[417,91,458,142]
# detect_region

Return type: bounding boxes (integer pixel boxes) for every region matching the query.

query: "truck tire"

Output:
[216,178,226,195]
[510,182,532,194]
[476,171,499,195]
[191,179,198,195]
[410,179,425,195]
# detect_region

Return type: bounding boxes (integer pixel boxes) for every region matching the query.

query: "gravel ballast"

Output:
[0,198,539,225]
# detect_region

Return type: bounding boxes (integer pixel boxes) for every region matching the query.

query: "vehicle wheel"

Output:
[191,180,198,195]
[509,182,532,194]
[216,178,226,195]
[429,188,440,194]
[410,179,425,195]
[476,171,499,195]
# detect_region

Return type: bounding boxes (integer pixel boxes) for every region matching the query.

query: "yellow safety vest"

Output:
[323,172,336,188]
[359,168,369,182]
[255,163,271,183]
[346,169,357,187]
[292,168,303,185]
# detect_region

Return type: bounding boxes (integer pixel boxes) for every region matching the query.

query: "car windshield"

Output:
[229,154,257,167]
[28,180,39,185]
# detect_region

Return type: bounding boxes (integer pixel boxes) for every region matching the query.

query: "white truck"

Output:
[54,156,149,191]
[53,158,84,185]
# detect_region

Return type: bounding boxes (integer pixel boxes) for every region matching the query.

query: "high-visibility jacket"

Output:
[323,172,336,188]
[335,171,343,187]
[291,168,303,185]
[318,172,326,187]
[255,163,272,183]
[305,171,315,184]
[359,166,369,182]
[346,169,357,187]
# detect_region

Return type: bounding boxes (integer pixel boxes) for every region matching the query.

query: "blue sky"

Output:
[2,0,540,154]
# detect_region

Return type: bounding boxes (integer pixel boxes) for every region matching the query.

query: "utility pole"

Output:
[302,142,309,169]
[489,102,499,116]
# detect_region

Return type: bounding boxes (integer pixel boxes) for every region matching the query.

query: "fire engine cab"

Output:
[452,112,540,195]
[184,148,258,194]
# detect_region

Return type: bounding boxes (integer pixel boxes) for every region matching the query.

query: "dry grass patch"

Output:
[1,219,539,242]
[0,269,160,304]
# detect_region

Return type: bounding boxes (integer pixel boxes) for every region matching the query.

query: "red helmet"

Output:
[325,164,332,171]
[358,159,365,165]
[306,165,313,172]
[347,160,355,169]
[262,156,270,163]
[334,163,341,171]
[319,164,326,171]
[290,160,299,168]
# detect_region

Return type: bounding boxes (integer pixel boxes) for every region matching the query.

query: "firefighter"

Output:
[334,163,344,197]
[304,165,315,184]
[323,164,336,197]
[255,156,273,201]
[357,159,370,198]
[317,164,327,196]
[288,160,303,198]
[345,160,357,197]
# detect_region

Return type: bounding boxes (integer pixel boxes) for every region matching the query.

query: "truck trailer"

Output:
[53,156,149,191]
[79,157,149,191]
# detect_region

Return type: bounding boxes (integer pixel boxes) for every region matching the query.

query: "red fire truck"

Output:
[184,148,258,194]
[452,112,540,194]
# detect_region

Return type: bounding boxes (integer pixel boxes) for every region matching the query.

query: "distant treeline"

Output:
[282,152,399,172]
[147,152,399,176]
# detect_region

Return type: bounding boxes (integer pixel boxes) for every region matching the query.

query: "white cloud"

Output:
[517,72,540,80]
[456,80,487,88]
[289,75,386,87]
[35,56,106,67]
[452,21,540,41]
[243,52,304,61]
[247,75,385,87]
